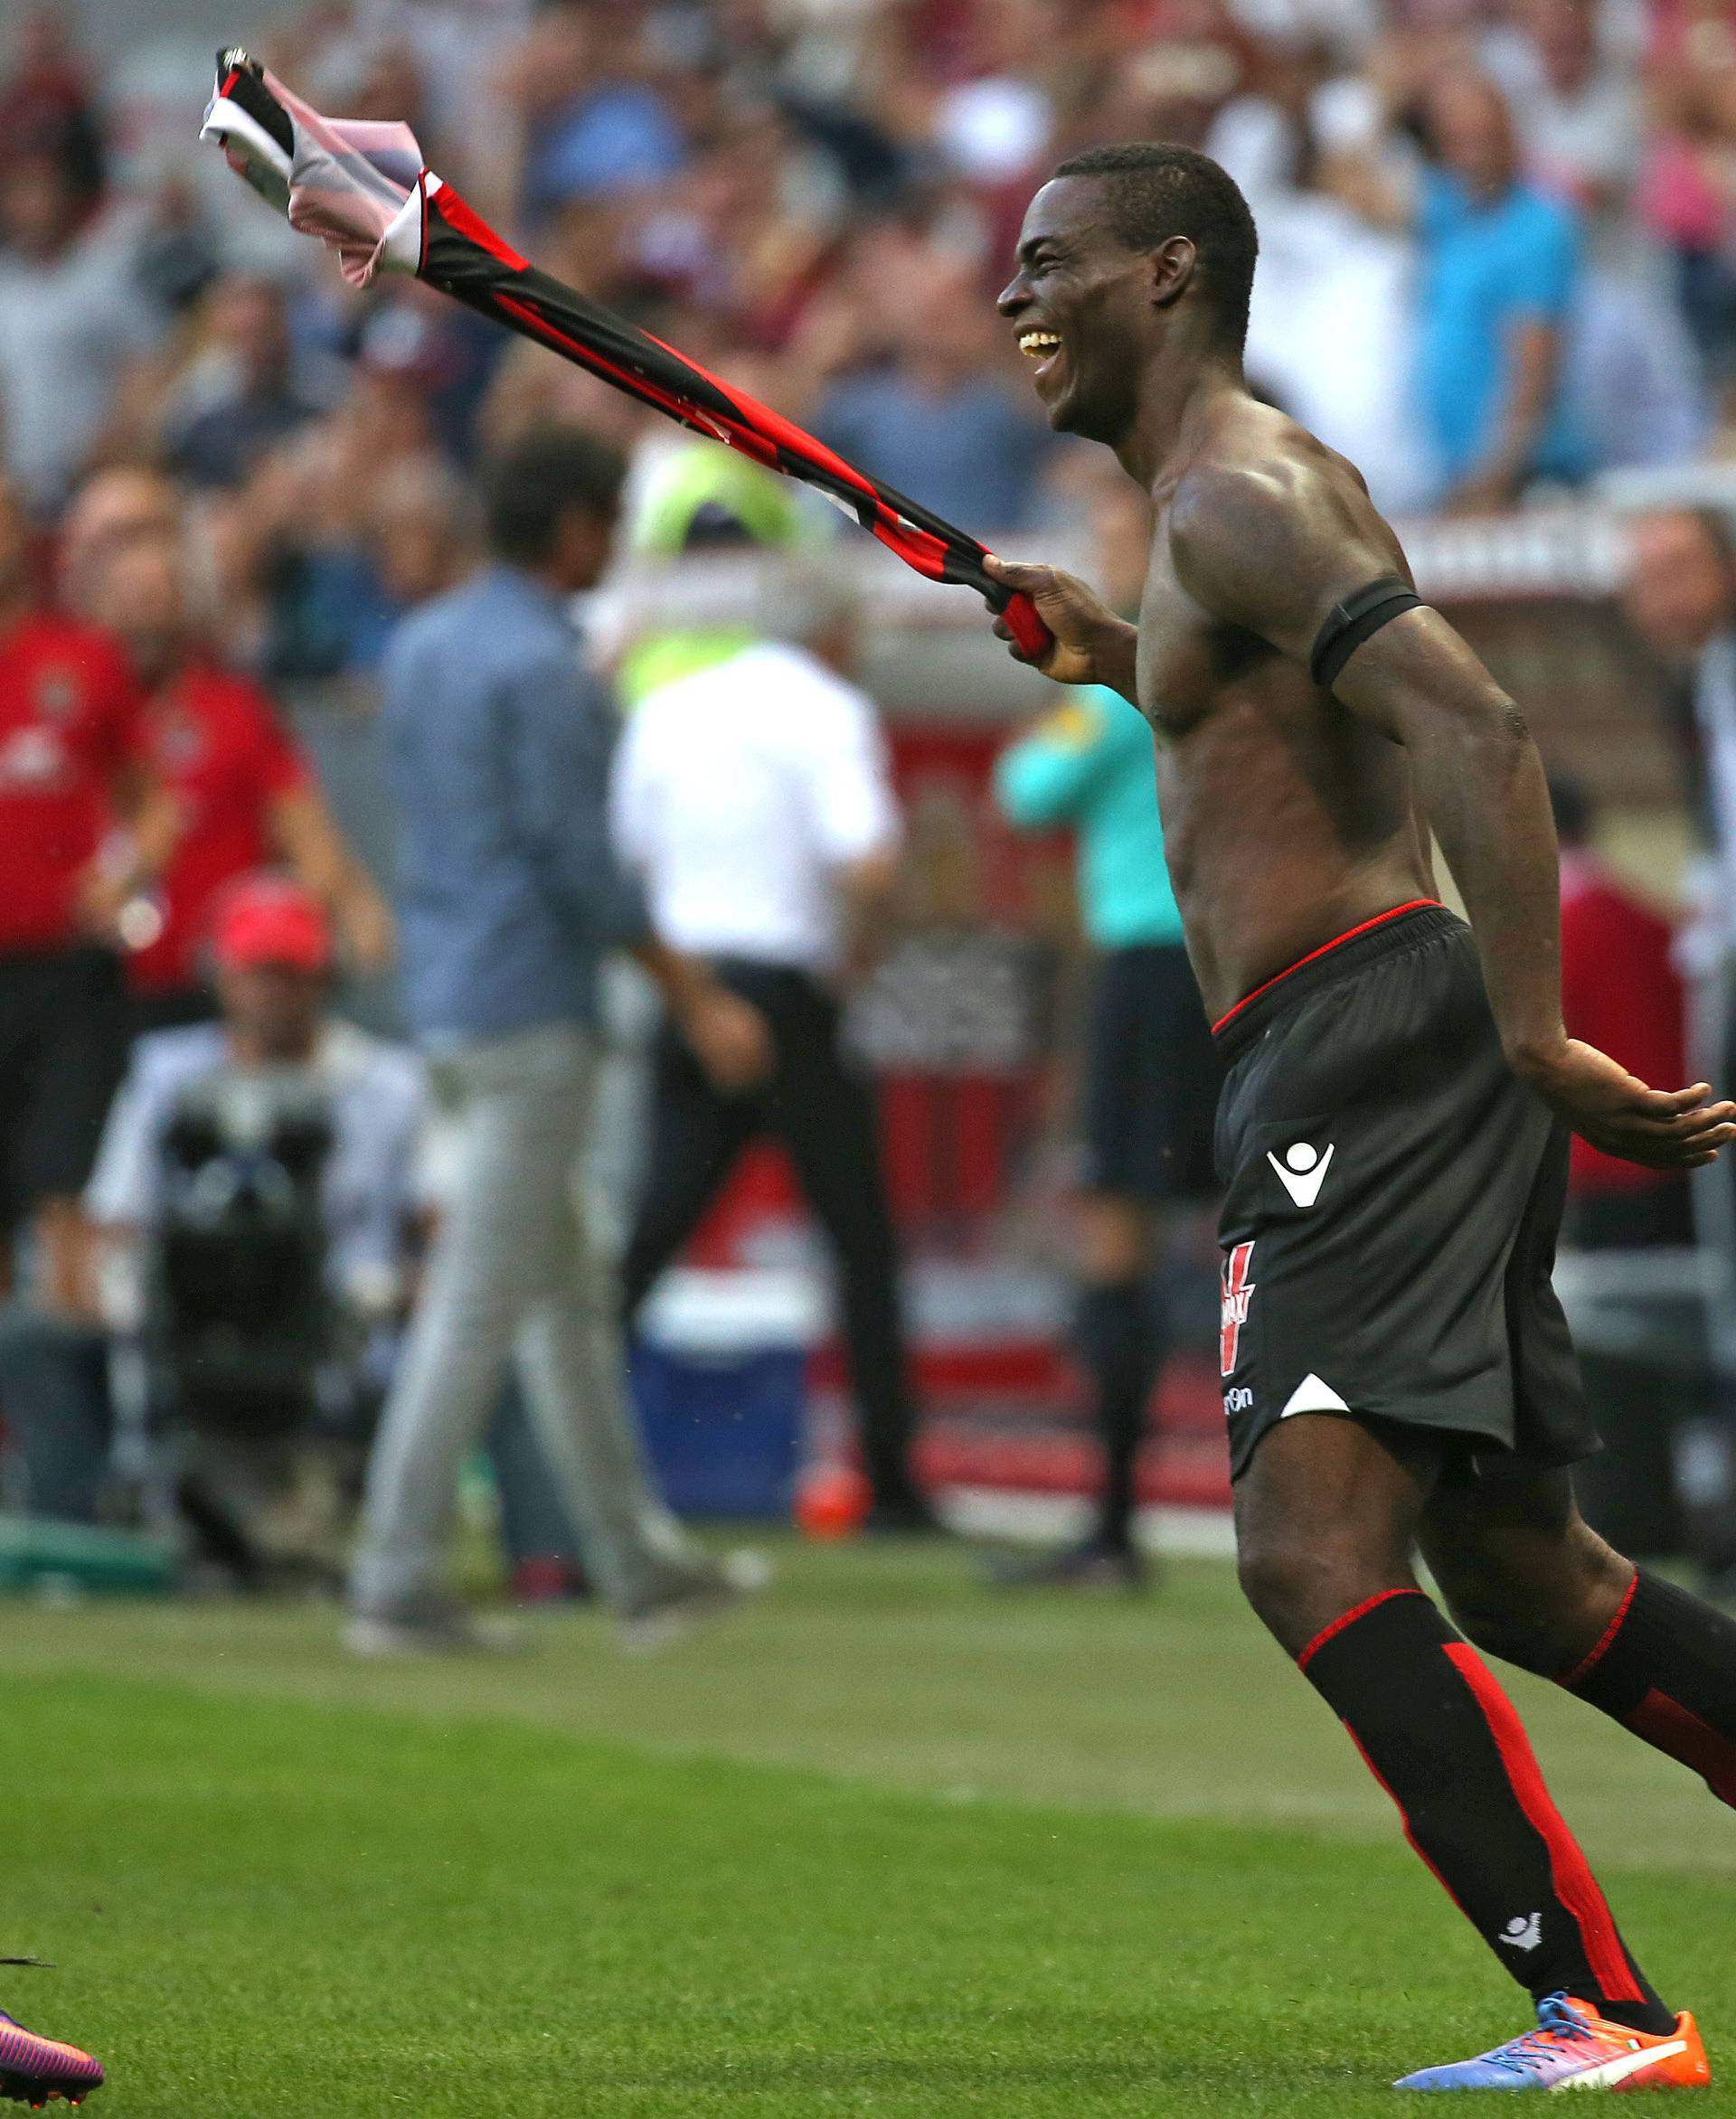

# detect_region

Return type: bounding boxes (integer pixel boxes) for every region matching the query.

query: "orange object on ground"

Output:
[795,1464,872,1540]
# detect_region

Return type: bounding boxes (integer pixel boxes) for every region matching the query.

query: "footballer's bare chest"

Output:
[1133,529,1269,742]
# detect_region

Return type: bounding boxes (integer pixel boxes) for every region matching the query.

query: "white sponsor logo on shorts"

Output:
[1269,1139,1334,1207]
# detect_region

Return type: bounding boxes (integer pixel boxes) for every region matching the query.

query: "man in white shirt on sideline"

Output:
[610,447,938,1533]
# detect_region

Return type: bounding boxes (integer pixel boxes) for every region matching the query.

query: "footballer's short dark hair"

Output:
[1052,142,1259,353]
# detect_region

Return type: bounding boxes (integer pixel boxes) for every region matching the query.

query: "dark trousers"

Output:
[0,1306,112,1521]
[621,962,921,1505]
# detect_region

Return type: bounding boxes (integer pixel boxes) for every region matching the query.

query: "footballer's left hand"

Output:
[1517,1036,1736,1169]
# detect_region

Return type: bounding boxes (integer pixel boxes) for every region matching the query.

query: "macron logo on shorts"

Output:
[1269,1140,1333,1207]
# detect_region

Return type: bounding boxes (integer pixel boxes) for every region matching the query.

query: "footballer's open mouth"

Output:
[1016,325,1067,395]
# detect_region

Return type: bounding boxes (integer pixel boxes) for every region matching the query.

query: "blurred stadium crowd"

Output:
[0,0,1734,1609]
[14,0,1736,549]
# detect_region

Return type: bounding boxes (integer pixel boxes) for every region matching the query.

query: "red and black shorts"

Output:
[1212,902,1599,1482]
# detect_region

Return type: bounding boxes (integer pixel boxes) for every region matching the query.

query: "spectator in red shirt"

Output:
[0,472,176,1306]
[82,532,395,1031]
[1552,772,1695,1247]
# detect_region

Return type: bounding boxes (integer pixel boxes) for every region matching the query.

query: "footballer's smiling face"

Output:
[997,175,1162,447]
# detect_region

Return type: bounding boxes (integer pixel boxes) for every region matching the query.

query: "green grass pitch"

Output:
[2,1537,1733,2114]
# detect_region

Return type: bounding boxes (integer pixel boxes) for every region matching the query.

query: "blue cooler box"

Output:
[631,1343,807,1519]
[629,1269,819,1520]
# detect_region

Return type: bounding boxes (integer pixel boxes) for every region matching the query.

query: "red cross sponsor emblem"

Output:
[1220,1240,1256,1378]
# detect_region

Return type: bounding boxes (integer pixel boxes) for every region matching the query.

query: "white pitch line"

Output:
[939,1486,1236,1558]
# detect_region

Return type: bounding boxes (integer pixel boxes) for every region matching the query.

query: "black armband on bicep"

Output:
[1308,576,1424,691]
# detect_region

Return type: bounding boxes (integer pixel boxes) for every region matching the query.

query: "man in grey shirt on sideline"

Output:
[347,424,772,1653]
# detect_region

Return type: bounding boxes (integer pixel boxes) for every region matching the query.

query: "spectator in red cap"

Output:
[89,872,400,1253]
[210,868,332,981]
[12,870,432,1554]
[76,504,394,1031]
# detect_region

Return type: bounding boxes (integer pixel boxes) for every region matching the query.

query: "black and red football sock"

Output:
[1563,1568,1736,1809]
[1076,1280,1162,1550]
[1300,1587,1673,2032]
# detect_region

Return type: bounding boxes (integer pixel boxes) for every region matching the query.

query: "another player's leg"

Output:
[998,938,1219,1590]
[1236,1412,1702,2089]
[1422,1461,1736,1811]
[995,1191,1158,1587]
[1075,1191,1162,1574]
[0,2003,103,2107]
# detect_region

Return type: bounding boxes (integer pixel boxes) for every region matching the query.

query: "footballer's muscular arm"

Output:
[1169,454,1736,1173]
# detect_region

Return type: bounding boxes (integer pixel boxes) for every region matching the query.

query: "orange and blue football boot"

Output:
[0,2011,103,2107]
[1395,1992,1709,2092]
